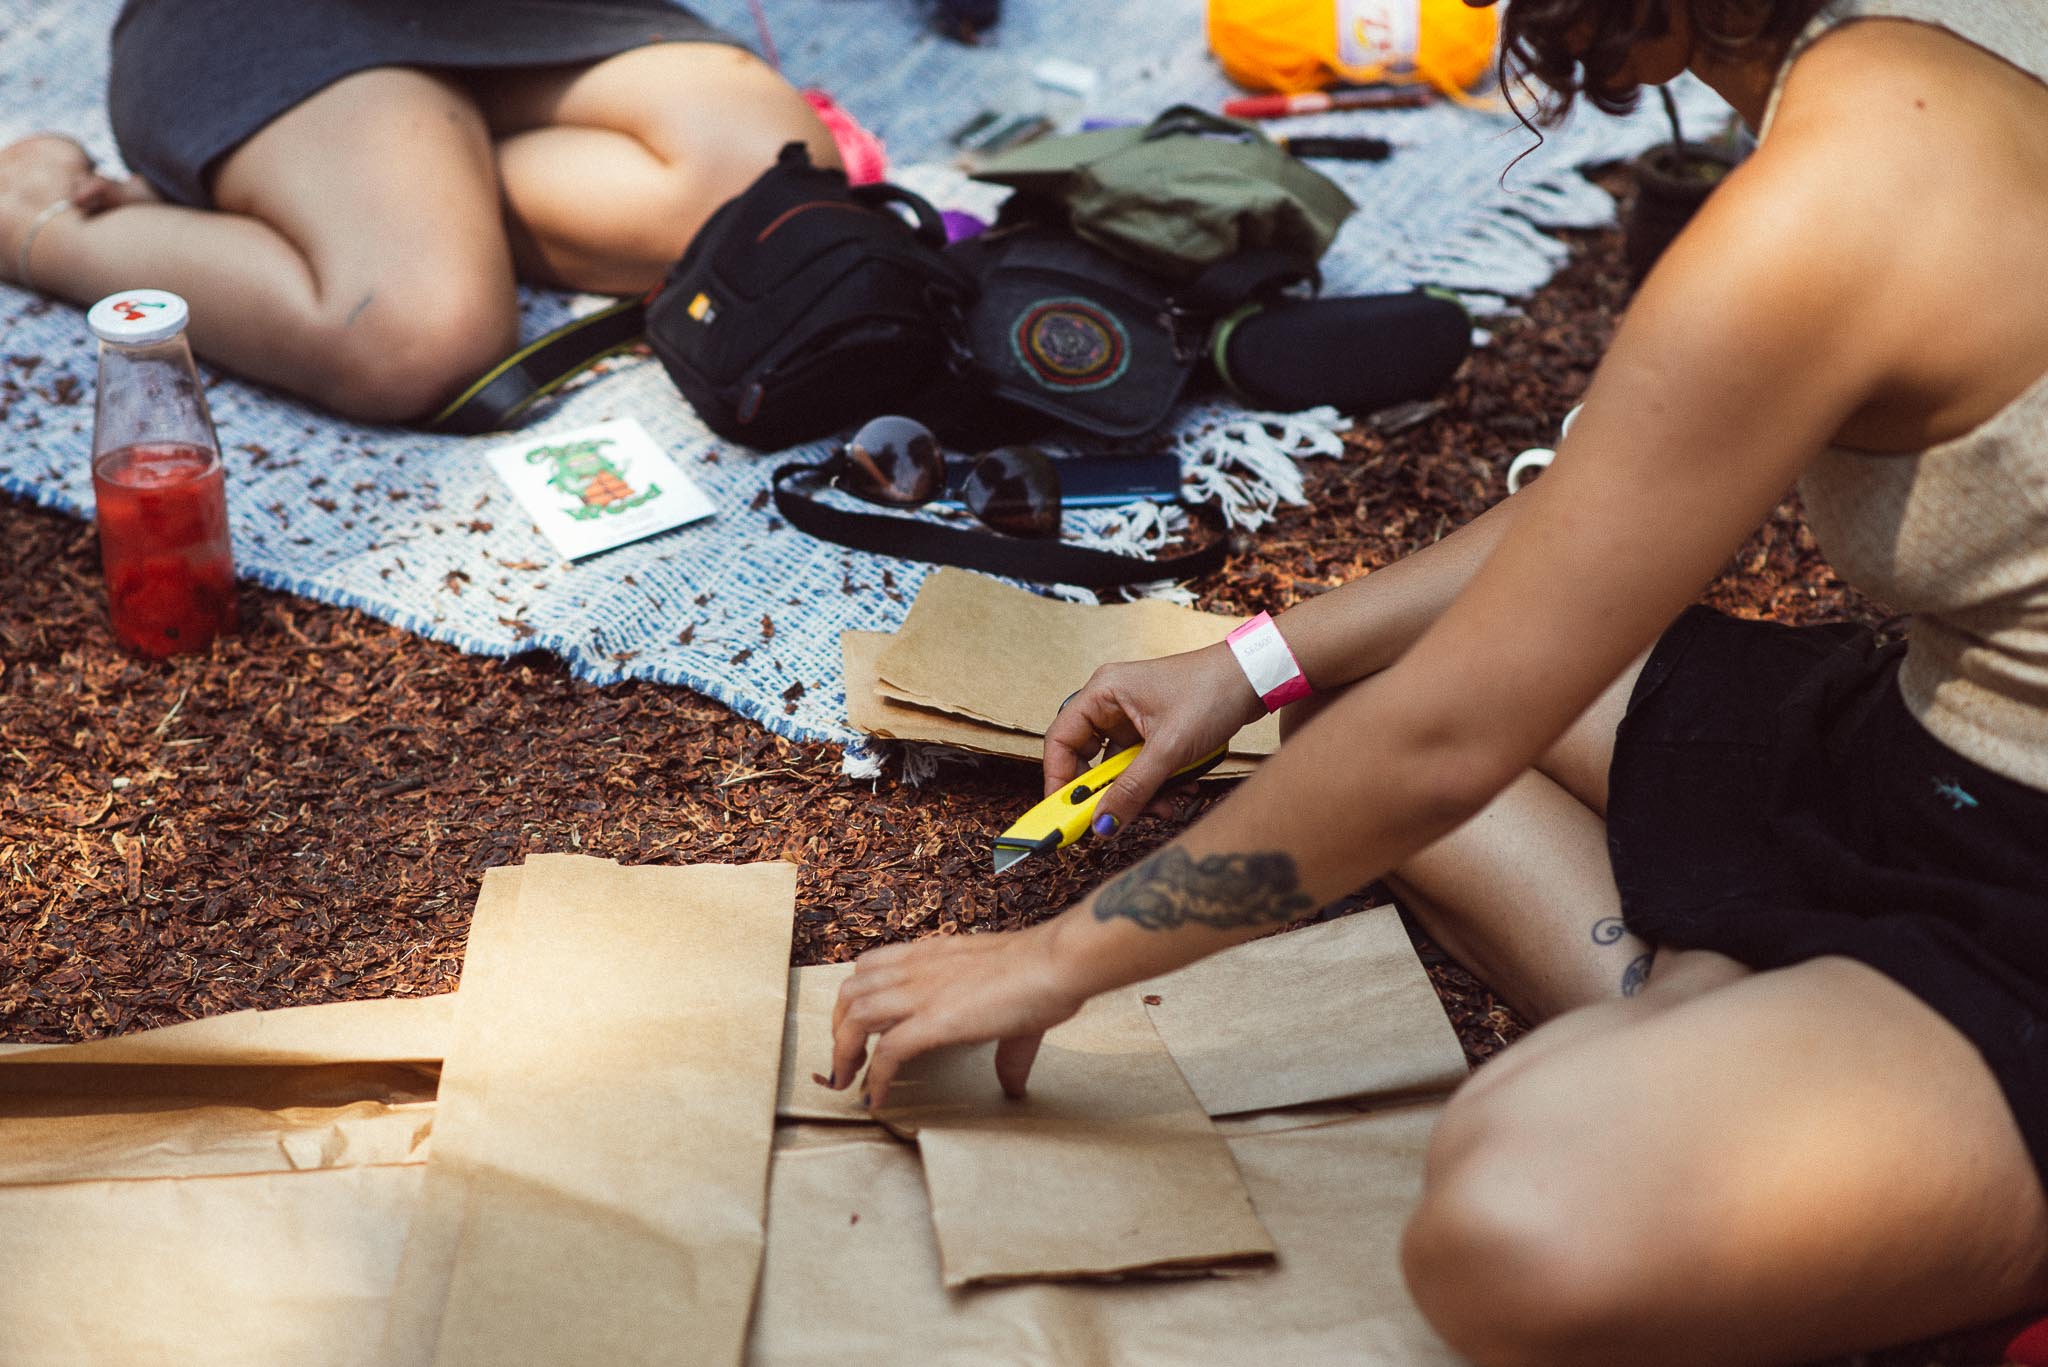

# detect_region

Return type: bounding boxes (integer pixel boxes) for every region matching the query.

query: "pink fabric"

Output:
[2009,1315,2048,1365]
[802,89,889,185]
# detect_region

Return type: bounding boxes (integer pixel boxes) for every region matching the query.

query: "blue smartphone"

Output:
[936,452,1182,508]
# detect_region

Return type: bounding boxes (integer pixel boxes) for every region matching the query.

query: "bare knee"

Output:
[1401,1084,1654,1367]
[306,275,518,422]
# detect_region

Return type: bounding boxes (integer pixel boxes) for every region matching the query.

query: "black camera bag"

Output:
[645,142,972,449]
[428,143,972,448]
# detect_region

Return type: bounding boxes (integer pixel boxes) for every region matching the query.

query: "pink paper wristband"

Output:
[1226,611,1312,712]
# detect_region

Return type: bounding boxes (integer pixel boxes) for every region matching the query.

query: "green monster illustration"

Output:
[525,437,663,522]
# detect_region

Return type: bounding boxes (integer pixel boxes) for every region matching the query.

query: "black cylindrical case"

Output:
[1212,290,1471,416]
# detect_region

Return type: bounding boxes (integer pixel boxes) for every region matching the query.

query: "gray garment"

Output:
[108,0,747,207]
[1765,0,2048,791]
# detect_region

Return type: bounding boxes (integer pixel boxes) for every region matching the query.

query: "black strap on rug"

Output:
[772,463,1228,588]
[425,297,647,436]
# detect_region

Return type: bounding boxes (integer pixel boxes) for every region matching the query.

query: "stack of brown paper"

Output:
[842,569,1279,772]
[0,869,1473,1366]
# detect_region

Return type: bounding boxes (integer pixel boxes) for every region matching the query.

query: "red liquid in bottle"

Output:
[92,441,237,658]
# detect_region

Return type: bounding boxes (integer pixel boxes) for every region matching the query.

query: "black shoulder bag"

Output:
[428,142,972,447]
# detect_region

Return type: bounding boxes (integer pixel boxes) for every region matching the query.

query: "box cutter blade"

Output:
[990,743,1228,873]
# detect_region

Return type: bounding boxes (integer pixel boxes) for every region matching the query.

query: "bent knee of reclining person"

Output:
[307,279,519,423]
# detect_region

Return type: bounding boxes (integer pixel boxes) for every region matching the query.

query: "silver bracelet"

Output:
[14,196,75,290]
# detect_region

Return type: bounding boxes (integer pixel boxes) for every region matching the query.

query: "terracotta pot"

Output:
[1623,141,1744,283]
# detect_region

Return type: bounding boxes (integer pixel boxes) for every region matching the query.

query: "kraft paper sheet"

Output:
[1135,908,1468,1116]
[746,1105,1467,1366]
[873,989,1277,1286]
[842,630,1258,776]
[0,994,456,1067]
[775,907,1463,1125]
[0,1163,423,1367]
[867,569,1281,755]
[381,855,797,1367]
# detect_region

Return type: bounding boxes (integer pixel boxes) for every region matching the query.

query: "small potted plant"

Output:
[1623,85,1746,282]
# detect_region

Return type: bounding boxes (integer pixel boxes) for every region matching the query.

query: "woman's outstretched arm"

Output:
[832,106,1913,1106]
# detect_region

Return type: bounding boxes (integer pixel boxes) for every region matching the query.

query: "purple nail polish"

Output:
[1092,812,1119,837]
[860,1091,872,1109]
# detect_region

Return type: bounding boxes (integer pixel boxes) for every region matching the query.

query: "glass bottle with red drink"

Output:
[88,289,236,658]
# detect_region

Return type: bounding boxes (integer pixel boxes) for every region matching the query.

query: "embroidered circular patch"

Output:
[1009,297,1130,392]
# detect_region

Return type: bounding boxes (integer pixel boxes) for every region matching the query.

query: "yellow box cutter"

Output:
[992,744,1229,873]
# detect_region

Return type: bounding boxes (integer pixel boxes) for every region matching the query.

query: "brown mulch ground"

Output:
[0,174,2015,1365]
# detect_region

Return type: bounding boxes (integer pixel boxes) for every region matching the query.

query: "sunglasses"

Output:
[828,415,1062,539]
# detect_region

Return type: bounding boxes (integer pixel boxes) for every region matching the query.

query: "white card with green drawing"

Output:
[486,417,716,561]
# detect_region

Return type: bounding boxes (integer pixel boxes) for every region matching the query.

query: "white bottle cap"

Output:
[87,289,191,345]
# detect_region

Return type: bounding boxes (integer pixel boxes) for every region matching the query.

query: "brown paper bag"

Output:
[747,1105,1468,1366]
[842,630,1259,777]
[382,856,798,1367]
[874,990,1276,1287]
[1139,907,1467,1116]
[870,569,1281,754]
[0,1061,435,1184]
[0,1037,434,1365]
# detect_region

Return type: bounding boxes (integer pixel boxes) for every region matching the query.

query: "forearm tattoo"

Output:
[1093,847,1316,932]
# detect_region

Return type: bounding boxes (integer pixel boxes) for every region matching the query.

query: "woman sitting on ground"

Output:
[825,0,2048,1362]
[0,0,837,422]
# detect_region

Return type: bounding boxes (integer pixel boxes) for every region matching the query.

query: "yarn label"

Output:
[1336,0,1419,72]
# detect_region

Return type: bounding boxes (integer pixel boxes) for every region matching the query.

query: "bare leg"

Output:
[1283,649,1651,1023]
[1404,954,2048,1367]
[1388,770,1643,1023]
[3,69,518,421]
[463,44,838,293]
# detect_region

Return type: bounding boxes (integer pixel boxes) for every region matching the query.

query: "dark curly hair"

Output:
[1499,0,1826,123]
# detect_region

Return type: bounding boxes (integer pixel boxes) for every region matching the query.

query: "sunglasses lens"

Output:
[841,416,943,506]
[962,445,1061,538]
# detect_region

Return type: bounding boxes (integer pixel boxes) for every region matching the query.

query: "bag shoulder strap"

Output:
[1172,246,1319,316]
[772,464,1227,589]
[425,297,646,435]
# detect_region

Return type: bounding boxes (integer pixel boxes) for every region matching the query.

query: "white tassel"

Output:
[841,745,886,782]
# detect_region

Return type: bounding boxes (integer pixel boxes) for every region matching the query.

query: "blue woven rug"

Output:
[0,0,1725,755]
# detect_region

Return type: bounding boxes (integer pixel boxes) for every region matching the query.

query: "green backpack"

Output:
[970,104,1357,283]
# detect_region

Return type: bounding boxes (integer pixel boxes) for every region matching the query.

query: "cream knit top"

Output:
[1763,0,2048,790]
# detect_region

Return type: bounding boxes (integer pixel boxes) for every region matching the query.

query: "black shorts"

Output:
[1610,607,2048,1185]
[109,0,747,207]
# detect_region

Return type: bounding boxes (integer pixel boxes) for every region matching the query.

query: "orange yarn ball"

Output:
[1209,0,1501,98]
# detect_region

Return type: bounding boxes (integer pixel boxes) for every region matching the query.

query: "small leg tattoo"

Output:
[1620,952,1652,998]
[1093,847,1315,932]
